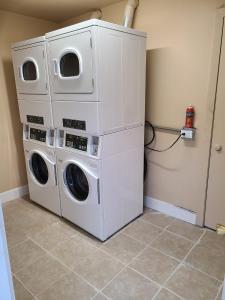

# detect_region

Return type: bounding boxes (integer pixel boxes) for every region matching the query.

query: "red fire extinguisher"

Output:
[185,106,195,128]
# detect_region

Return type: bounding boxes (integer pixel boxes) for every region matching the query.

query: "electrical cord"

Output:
[144,121,156,146]
[145,134,181,152]
[144,120,181,180]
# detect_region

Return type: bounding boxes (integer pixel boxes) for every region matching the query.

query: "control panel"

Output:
[30,128,46,143]
[65,134,88,152]
[63,118,86,131]
[23,125,55,147]
[57,130,100,157]
[27,115,44,125]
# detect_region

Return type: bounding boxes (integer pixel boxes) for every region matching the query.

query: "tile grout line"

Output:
[35,272,72,300]
[122,224,224,284]
[141,211,208,243]
[164,228,203,242]
[101,221,198,300]
[147,245,182,263]
[96,225,171,297]
[6,204,222,299]
[13,272,37,299]
[9,220,81,274]
[124,223,188,299]
[129,216,168,231]
[184,260,223,283]
[162,287,185,300]
[28,237,101,297]
[121,226,186,263]
[8,237,30,251]
[151,229,207,300]
[124,216,201,243]
[91,292,111,300]
[214,282,224,300]
[13,252,48,276]
[34,223,223,300]
[49,232,128,267]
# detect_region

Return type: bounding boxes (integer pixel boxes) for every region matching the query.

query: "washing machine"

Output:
[23,124,61,215]
[56,126,144,240]
[46,19,146,135]
[11,36,53,128]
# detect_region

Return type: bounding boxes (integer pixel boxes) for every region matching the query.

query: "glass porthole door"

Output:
[22,60,37,81]
[65,163,89,201]
[30,153,49,185]
[60,159,102,238]
[59,52,80,77]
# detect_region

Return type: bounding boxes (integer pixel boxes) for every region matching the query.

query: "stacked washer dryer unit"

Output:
[46,20,146,240]
[11,37,61,216]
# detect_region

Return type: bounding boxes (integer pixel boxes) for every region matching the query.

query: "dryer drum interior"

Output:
[22,60,37,81]
[66,164,89,201]
[60,52,80,77]
[31,153,49,184]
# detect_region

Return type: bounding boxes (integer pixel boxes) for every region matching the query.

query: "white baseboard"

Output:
[144,196,197,225]
[0,185,28,204]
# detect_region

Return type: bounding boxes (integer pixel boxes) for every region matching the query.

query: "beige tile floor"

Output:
[3,198,225,300]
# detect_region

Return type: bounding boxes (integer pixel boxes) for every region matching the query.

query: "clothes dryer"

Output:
[23,125,61,215]
[56,126,144,240]
[46,20,146,135]
[11,36,53,128]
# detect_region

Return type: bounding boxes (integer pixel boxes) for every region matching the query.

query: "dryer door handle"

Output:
[52,59,59,76]
[18,66,23,80]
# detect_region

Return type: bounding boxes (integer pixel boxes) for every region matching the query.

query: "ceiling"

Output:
[0,0,122,22]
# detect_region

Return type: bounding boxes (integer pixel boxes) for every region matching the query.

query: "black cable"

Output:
[144,121,181,180]
[144,121,156,146]
[145,134,181,152]
[144,152,147,180]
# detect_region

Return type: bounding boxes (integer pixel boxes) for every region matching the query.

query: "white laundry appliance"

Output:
[46,19,146,135]
[56,126,144,240]
[23,125,61,215]
[11,36,53,128]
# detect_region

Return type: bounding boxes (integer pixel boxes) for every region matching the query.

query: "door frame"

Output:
[203,8,225,226]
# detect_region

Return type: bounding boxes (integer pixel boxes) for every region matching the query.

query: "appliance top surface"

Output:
[46,19,146,39]
[11,35,45,49]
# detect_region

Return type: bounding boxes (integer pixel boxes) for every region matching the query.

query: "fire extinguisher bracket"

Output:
[181,127,196,140]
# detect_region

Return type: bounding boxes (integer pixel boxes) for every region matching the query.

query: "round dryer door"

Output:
[22,60,37,81]
[59,52,80,77]
[31,153,49,184]
[65,164,89,201]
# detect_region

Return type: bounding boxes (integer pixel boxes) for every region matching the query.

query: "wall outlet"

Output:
[181,128,195,140]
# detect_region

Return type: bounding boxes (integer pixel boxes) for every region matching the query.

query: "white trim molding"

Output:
[144,196,197,225]
[0,185,28,204]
